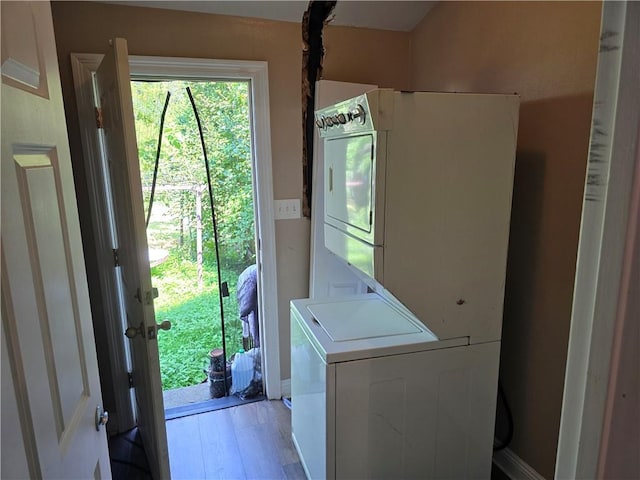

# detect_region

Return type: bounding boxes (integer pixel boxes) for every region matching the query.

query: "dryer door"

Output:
[324,133,376,244]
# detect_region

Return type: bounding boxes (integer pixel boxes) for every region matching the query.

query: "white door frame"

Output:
[71,54,281,428]
[555,2,640,478]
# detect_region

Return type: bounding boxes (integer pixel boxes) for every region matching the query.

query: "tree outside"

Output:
[131,80,256,390]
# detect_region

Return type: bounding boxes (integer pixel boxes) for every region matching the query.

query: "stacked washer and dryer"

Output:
[291,88,519,479]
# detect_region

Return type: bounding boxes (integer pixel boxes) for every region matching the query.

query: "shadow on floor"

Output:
[492,462,511,480]
[108,427,152,480]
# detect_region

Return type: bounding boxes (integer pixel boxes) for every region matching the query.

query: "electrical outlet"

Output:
[274,199,301,220]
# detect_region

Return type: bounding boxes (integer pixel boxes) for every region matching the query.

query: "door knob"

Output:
[157,320,171,331]
[95,405,109,431]
[125,320,171,340]
[124,322,144,339]
[147,320,171,340]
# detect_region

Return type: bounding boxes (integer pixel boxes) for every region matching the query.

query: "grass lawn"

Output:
[151,255,245,390]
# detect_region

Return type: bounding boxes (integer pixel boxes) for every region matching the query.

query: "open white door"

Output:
[94,38,171,479]
[1,2,111,478]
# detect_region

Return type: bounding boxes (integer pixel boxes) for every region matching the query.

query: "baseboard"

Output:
[493,447,546,480]
[281,378,291,398]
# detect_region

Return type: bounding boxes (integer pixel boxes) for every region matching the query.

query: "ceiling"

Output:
[112,1,437,32]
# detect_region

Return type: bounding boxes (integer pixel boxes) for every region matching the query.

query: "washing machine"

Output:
[290,293,500,480]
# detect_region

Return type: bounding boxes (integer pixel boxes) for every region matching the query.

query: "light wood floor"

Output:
[166,399,306,479]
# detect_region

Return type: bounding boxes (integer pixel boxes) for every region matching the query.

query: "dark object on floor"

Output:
[491,462,511,480]
[494,382,514,451]
[108,427,152,480]
[237,378,263,401]
[237,264,259,348]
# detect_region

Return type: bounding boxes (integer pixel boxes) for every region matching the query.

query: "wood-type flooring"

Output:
[166,399,304,479]
[109,399,303,480]
[108,398,512,479]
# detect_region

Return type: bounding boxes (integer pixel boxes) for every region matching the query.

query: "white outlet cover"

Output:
[274,199,301,220]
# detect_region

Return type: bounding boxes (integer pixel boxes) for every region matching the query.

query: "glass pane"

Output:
[325,134,373,233]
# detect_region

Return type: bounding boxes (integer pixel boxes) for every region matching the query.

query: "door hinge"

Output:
[146,288,158,304]
[135,287,158,304]
[95,107,104,129]
[369,210,373,226]
[112,248,120,267]
[127,371,134,389]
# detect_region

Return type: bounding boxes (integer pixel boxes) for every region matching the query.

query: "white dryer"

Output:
[291,293,500,480]
[291,88,518,479]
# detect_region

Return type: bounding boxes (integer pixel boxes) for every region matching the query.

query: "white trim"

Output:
[70,54,281,414]
[556,3,640,479]
[246,61,281,400]
[280,378,291,398]
[493,448,546,480]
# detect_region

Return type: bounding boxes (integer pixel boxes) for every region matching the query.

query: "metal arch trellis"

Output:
[144,86,231,396]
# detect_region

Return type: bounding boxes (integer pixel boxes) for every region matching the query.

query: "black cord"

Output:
[145,91,171,228]
[493,381,514,451]
[186,86,229,396]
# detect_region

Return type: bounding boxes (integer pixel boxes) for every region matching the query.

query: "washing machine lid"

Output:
[307,297,421,342]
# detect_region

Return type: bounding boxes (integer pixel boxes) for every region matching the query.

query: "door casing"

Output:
[70,53,280,433]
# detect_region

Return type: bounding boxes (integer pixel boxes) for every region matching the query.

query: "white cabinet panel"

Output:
[335,342,500,479]
[291,308,336,479]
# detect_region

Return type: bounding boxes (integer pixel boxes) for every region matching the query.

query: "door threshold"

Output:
[164,394,266,421]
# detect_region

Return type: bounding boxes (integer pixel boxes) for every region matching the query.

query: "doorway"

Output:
[130,79,262,414]
[70,53,280,437]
